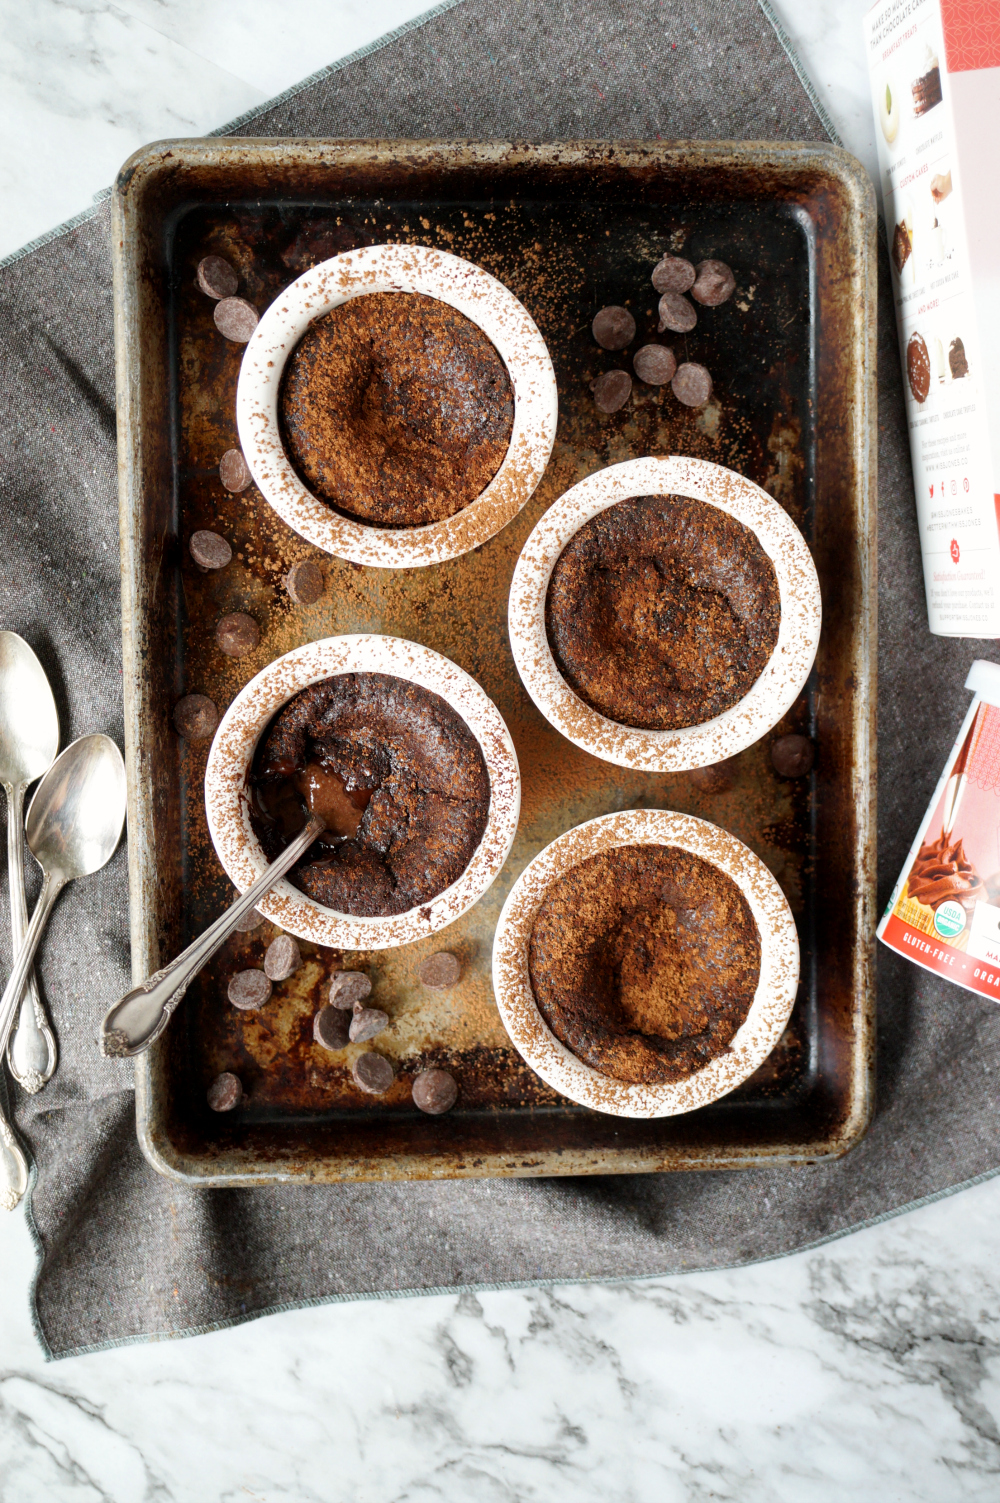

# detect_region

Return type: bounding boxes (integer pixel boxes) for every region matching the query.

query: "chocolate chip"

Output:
[632,344,677,386]
[172,694,219,741]
[651,255,696,294]
[329,971,372,1009]
[313,1005,351,1050]
[189,530,232,571]
[418,952,461,989]
[197,255,238,300]
[657,292,697,334]
[352,1053,394,1094]
[691,259,736,306]
[233,905,264,933]
[264,933,301,981]
[207,1072,243,1111]
[671,362,713,407]
[591,370,632,413]
[592,305,636,351]
[228,969,272,1010]
[771,734,815,778]
[219,448,253,493]
[412,1068,458,1115]
[214,297,259,343]
[349,1007,389,1043]
[285,559,324,605]
[215,612,260,658]
[687,757,737,794]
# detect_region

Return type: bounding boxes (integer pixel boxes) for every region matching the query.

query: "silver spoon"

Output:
[0,632,59,1092]
[0,734,126,1211]
[101,816,327,1058]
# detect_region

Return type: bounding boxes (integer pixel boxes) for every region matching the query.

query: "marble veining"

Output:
[3,1175,1000,1498]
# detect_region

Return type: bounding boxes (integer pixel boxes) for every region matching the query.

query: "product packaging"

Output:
[863,0,1000,637]
[879,659,1000,999]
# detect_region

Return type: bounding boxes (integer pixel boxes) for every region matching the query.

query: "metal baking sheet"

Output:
[112,139,877,1185]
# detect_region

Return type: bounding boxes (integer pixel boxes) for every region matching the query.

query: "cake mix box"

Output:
[879,660,1000,999]
[863,0,1000,638]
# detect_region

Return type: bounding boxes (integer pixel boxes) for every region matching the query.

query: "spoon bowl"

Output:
[27,733,127,880]
[0,734,126,1211]
[0,632,60,1092]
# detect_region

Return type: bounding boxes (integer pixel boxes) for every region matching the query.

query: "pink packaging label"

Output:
[879,672,1000,999]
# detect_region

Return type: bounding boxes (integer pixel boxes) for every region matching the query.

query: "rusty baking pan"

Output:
[112,139,877,1185]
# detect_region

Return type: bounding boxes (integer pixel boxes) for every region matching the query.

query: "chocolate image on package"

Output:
[880,662,1000,1001]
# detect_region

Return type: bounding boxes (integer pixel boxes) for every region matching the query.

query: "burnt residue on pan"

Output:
[120,142,875,1182]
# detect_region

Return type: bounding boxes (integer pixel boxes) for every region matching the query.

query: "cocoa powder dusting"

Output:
[545,495,781,730]
[528,844,761,1085]
[279,291,513,527]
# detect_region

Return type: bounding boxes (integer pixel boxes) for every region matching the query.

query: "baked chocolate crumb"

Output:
[248,672,490,918]
[545,495,781,731]
[280,291,513,527]
[528,844,760,1085]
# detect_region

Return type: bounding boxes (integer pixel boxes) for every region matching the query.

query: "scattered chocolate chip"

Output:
[313,1004,351,1050]
[228,969,272,1010]
[771,734,815,778]
[687,757,738,794]
[172,694,219,741]
[215,612,260,658]
[197,255,238,300]
[691,259,736,306]
[206,1071,243,1111]
[591,370,632,413]
[189,530,232,571]
[329,971,372,1009]
[264,933,301,981]
[671,362,713,407]
[418,952,461,989]
[219,448,253,493]
[632,344,677,386]
[214,297,259,343]
[651,254,696,294]
[657,291,697,334]
[412,1068,458,1115]
[233,905,264,933]
[349,1007,389,1044]
[592,305,636,351]
[352,1053,394,1094]
[285,559,324,605]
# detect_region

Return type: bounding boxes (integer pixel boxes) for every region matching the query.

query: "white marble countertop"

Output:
[3,1,1000,1498]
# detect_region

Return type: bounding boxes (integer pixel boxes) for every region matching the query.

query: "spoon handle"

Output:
[100,817,325,1058]
[5,781,57,1093]
[0,870,63,1212]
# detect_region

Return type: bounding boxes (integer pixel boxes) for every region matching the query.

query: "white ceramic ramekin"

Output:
[491,808,799,1118]
[204,635,521,949]
[507,455,822,771]
[235,243,558,568]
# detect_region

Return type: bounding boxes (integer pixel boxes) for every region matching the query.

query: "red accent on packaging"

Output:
[941,0,1000,72]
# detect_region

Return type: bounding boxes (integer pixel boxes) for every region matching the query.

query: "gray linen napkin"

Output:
[2,0,997,1360]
